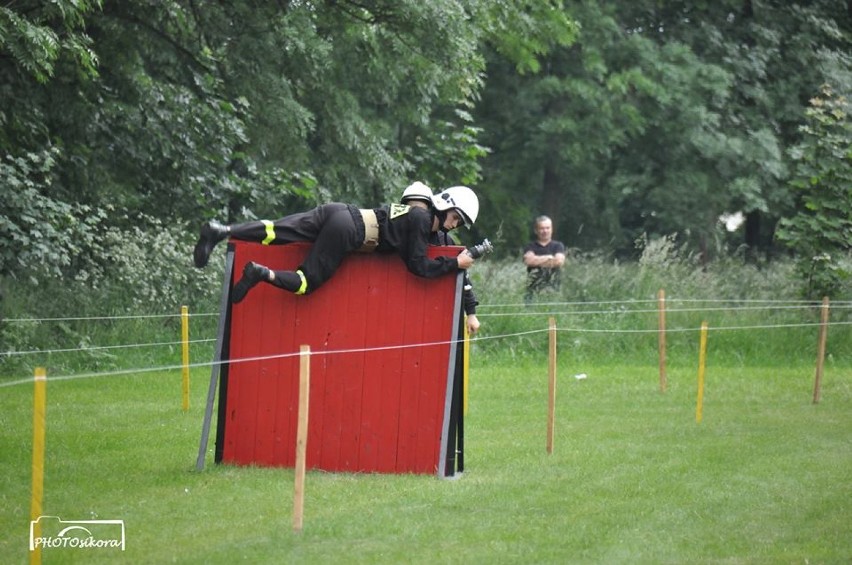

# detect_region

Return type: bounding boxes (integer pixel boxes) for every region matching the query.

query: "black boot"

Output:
[193,220,229,268]
[232,262,271,304]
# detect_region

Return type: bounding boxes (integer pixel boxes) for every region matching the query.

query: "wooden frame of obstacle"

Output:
[196,240,466,478]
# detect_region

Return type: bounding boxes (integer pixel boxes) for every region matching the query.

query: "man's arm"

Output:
[524,250,562,268]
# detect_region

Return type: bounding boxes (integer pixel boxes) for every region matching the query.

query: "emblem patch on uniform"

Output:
[389,203,411,219]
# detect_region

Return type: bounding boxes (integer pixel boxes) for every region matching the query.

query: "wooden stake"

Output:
[658,289,667,393]
[30,367,46,565]
[813,296,830,404]
[696,322,708,424]
[293,345,310,532]
[181,305,190,411]
[546,317,557,454]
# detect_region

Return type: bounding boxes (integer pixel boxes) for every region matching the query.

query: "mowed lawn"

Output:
[1,356,850,564]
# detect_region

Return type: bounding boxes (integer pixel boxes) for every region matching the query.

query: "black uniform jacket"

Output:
[373,204,459,279]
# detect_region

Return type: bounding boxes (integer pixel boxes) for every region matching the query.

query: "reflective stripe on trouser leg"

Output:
[295,270,308,295]
[261,220,275,245]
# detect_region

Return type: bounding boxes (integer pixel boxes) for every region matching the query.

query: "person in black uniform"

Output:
[193,185,480,304]
[400,182,481,336]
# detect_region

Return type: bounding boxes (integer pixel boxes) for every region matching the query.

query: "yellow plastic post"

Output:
[546,317,557,454]
[181,306,190,411]
[30,367,46,565]
[658,289,667,393]
[696,322,708,423]
[463,317,470,416]
[813,296,830,404]
[293,345,311,532]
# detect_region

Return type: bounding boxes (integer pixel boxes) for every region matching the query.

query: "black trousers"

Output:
[228,203,366,293]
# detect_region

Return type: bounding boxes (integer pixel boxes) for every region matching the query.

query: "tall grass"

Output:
[469,249,850,366]
[2,241,850,379]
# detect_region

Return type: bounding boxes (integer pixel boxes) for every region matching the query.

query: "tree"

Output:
[476,2,734,256]
[0,0,99,86]
[474,0,852,260]
[0,1,103,278]
[776,84,852,298]
[2,0,581,281]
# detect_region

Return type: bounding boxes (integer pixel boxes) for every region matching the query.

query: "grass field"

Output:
[1,350,850,564]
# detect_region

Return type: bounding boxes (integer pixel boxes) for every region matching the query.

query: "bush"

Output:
[0,217,222,377]
[470,235,848,366]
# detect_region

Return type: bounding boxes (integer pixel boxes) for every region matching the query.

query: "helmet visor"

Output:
[455,208,472,229]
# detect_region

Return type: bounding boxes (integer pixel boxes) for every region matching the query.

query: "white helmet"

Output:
[400,181,433,204]
[432,185,479,228]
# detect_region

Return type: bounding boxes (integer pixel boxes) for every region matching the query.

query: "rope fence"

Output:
[3,338,217,357]
[5,299,851,324]
[2,295,849,394]
[2,321,850,370]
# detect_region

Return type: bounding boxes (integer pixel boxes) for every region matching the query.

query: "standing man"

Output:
[523,215,566,303]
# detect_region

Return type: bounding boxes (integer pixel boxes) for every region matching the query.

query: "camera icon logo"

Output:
[29,516,125,551]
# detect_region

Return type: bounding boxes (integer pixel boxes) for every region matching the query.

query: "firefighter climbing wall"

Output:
[214,240,464,476]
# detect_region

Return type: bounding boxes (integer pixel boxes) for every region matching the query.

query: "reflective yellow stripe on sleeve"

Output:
[261,220,275,245]
[295,270,308,295]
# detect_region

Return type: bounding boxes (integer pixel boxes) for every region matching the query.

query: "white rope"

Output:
[2,320,850,388]
[481,298,852,309]
[554,321,852,334]
[3,338,217,357]
[0,335,476,388]
[7,299,850,322]
[2,312,218,323]
[478,303,851,318]
[1,301,849,360]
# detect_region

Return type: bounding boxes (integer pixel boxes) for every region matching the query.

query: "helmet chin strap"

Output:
[434,209,449,232]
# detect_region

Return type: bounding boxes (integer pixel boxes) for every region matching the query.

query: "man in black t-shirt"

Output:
[523,215,566,303]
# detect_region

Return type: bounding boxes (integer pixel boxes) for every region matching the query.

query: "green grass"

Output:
[1,254,850,563]
[1,354,850,564]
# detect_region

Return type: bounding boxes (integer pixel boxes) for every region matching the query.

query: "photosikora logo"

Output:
[30,516,125,551]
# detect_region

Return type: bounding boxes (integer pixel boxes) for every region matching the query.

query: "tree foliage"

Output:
[474,0,851,264]
[1,0,545,279]
[0,1,104,278]
[776,84,852,298]
[0,0,100,84]
[0,0,849,300]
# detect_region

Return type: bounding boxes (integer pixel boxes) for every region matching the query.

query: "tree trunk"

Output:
[744,210,761,262]
[541,162,563,235]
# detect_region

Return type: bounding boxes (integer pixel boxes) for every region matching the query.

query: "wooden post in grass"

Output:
[30,367,46,565]
[696,322,708,424]
[546,317,557,454]
[181,306,190,411]
[657,289,667,393]
[293,345,310,532]
[813,296,830,404]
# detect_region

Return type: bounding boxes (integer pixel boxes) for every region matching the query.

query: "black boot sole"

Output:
[232,262,268,304]
[193,223,221,268]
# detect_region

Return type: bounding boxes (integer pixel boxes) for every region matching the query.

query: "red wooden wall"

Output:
[215,240,463,475]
